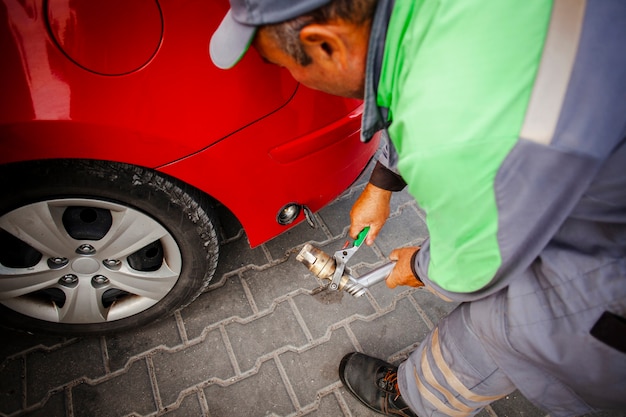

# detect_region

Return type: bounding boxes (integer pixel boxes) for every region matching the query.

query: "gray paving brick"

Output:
[348,297,431,360]
[19,390,66,417]
[373,206,428,255]
[204,359,295,417]
[317,187,361,237]
[225,301,309,372]
[301,393,346,417]
[0,356,23,415]
[105,316,182,371]
[290,292,375,340]
[159,391,205,417]
[71,360,156,417]
[279,328,355,407]
[0,330,67,362]
[214,233,268,277]
[26,338,104,406]
[152,329,233,406]
[338,386,386,417]
[264,220,330,262]
[241,256,318,312]
[181,275,255,340]
[410,289,460,327]
[490,391,546,417]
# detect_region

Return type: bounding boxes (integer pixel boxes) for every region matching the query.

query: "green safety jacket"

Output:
[362,1,626,412]
[362,0,626,301]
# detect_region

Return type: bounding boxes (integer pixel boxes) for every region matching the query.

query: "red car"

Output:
[0,0,378,335]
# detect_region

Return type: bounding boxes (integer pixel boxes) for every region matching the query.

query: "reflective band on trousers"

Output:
[412,328,505,416]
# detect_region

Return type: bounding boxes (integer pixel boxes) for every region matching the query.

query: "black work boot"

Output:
[339,352,418,417]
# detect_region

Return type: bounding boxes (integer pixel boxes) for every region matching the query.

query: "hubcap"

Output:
[0,199,182,324]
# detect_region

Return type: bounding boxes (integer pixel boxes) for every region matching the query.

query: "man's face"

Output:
[253,27,366,99]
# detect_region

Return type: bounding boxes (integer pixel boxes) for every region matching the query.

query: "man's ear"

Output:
[299,24,348,68]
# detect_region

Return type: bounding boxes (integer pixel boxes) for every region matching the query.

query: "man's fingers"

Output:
[350,223,381,245]
[385,247,422,288]
[349,223,366,239]
[385,275,398,288]
[364,226,381,245]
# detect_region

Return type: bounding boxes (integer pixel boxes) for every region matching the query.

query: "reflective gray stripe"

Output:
[520,0,586,145]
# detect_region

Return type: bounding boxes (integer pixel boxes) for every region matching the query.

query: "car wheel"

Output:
[0,159,219,335]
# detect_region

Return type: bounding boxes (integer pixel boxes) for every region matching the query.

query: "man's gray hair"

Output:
[261,0,378,66]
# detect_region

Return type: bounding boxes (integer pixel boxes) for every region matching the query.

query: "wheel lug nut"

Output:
[103,259,121,269]
[48,257,69,269]
[76,244,96,255]
[59,274,78,287]
[92,275,109,287]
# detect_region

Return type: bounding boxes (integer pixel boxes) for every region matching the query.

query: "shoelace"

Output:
[377,369,401,401]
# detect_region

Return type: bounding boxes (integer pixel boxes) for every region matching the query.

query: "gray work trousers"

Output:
[397,266,626,417]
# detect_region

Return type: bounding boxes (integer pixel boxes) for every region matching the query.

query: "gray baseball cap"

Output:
[210,0,332,69]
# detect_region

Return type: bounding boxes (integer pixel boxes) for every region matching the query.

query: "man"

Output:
[210,0,626,416]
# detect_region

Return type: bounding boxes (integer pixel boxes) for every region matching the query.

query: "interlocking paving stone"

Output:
[71,360,156,417]
[213,232,269,276]
[301,393,346,417]
[317,187,362,237]
[490,391,546,417]
[264,221,330,262]
[105,316,182,371]
[158,392,205,417]
[291,291,375,340]
[240,256,319,312]
[410,289,460,326]
[279,328,355,407]
[371,205,427,255]
[204,359,295,417]
[225,301,309,372]
[348,297,432,360]
[26,337,104,406]
[0,357,22,415]
[0,332,66,362]
[152,329,233,406]
[18,391,66,417]
[181,274,255,340]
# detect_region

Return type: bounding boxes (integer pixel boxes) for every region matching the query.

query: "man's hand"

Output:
[387,246,423,288]
[349,183,392,246]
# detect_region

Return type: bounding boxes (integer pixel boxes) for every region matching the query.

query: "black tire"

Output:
[0,159,219,335]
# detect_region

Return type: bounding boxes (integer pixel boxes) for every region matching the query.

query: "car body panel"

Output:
[46,0,164,76]
[160,97,377,246]
[1,0,299,162]
[0,0,379,247]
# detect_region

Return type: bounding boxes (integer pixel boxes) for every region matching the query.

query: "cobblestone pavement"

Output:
[0,162,623,417]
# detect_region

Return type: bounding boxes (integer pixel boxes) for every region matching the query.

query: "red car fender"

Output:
[159,93,379,247]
